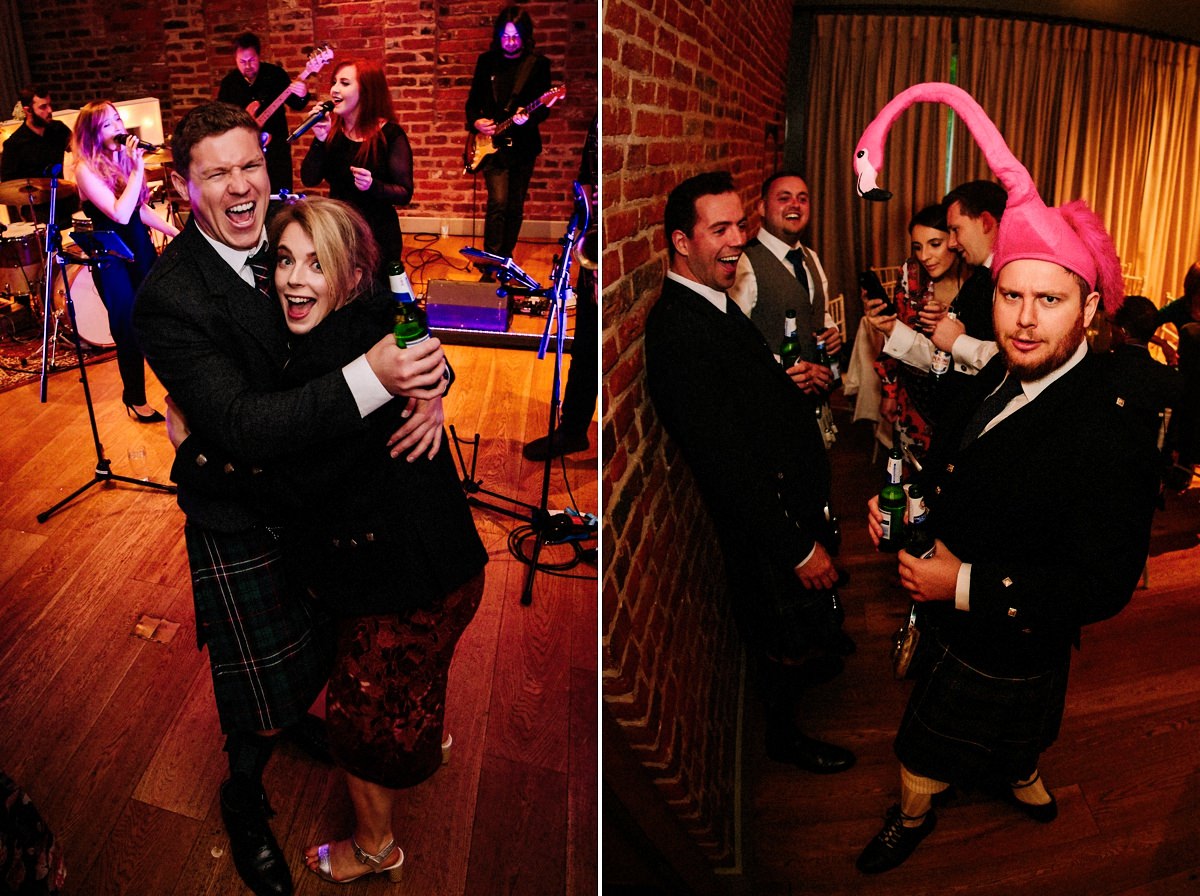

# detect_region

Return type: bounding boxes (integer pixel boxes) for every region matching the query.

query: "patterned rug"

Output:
[0,322,116,395]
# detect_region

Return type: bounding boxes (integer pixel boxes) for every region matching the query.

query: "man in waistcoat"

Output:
[731,171,843,397]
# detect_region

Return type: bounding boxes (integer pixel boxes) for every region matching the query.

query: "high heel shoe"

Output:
[125,404,165,423]
[311,837,404,883]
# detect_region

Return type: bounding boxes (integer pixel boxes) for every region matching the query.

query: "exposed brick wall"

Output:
[15,0,596,226]
[602,0,794,870]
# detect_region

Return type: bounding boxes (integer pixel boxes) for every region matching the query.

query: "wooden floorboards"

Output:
[0,235,597,895]
[742,401,1200,895]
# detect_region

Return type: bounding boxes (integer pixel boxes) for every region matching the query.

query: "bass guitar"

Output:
[463,84,567,174]
[247,44,335,148]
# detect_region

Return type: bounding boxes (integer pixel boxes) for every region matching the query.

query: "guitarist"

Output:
[217,31,312,192]
[465,6,558,272]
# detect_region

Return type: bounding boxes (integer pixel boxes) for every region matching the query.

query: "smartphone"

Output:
[859,270,896,316]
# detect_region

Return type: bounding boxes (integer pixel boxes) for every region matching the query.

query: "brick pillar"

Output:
[602,0,796,872]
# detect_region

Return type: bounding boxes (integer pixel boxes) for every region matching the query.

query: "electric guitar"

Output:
[463,84,567,174]
[247,44,335,148]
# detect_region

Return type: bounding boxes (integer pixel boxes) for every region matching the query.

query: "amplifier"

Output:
[425,280,512,332]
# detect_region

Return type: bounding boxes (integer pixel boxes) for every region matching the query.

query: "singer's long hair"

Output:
[267,198,379,310]
[328,60,396,169]
[72,101,148,206]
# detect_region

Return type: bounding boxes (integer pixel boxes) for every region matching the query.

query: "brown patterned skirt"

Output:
[325,570,485,788]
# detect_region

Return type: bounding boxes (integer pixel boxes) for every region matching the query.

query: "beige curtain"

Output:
[805,14,954,332]
[807,13,1200,327]
[956,17,1200,304]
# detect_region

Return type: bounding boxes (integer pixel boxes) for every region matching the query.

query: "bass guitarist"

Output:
[465,6,559,275]
[217,31,312,192]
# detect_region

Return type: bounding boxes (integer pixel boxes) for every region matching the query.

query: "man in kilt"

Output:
[134,102,449,896]
[859,149,1161,876]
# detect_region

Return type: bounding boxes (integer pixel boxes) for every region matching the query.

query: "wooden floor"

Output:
[0,235,598,896]
[742,401,1200,895]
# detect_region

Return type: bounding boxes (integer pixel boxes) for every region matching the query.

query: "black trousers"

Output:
[560,269,597,435]
[482,158,535,258]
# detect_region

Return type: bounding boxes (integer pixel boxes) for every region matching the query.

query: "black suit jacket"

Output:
[163,289,488,614]
[645,277,831,576]
[134,220,367,532]
[918,352,1160,674]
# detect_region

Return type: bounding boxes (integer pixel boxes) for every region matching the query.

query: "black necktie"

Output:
[785,247,811,306]
[959,374,1024,448]
[247,245,271,297]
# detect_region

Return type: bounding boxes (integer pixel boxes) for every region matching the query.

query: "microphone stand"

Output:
[450,183,592,606]
[35,176,176,523]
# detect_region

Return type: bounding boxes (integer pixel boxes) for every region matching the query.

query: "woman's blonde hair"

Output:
[72,101,148,205]
[267,197,379,309]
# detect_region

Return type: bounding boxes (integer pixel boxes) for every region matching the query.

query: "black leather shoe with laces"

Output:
[764,732,856,774]
[856,804,936,874]
[220,780,293,895]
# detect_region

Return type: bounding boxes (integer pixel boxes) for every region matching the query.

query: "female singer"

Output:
[72,100,178,421]
[300,59,412,279]
[865,203,971,458]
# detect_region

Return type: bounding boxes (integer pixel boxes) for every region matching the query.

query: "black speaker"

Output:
[425,280,512,332]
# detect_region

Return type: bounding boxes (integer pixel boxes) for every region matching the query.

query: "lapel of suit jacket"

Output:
[179,221,291,365]
[684,281,798,386]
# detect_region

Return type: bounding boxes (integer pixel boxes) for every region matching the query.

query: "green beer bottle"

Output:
[878,438,906,553]
[388,261,429,347]
[816,337,842,391]
[904,484,936,559]
[779,309,800,369]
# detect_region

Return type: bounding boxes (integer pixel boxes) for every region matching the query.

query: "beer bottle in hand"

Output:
[779,309,800,369]
[878,438,906,553]
[931,309,957,376]
[389,261,429,347]
[904,484,936,559]
[816,337,842,391]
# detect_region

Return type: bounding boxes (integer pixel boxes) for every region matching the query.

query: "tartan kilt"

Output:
[186,523,335,733]
[895,634,1071,785]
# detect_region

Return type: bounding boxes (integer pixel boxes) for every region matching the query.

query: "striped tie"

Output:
[247,245,271,296]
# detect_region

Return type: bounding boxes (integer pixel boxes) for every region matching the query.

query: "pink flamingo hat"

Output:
[853,82,1124,313]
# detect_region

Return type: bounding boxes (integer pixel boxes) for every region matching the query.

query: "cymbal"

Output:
[0,178,77,206]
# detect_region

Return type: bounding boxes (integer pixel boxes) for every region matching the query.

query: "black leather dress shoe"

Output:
[522,428,590,461]
[765,732,856,774]
[856,804,937,874]
[1003,788,1058,823]
[219,780,293,896]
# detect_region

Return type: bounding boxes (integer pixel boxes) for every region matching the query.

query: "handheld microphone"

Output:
[287,101,335,143]
[115,133,161,152]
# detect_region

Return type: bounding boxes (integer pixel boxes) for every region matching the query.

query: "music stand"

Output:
[450,182,595,605]
[35,180,175,523]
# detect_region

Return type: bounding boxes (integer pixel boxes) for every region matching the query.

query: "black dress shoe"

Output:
[522,428,590,461]
[765,732,856,774]
[281,714,332,765]
[219,780,293,896]
[856,804,937,874]
[1003,787,1058,823]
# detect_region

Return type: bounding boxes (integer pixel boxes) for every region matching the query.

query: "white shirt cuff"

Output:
[343,354,393,417]
[955,562,972,610]
[793,543,817,574]
[951,335,998,374]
